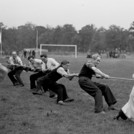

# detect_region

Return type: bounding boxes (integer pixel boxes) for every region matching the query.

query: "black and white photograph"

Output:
[0,0,134,133]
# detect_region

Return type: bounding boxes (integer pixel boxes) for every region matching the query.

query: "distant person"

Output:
[36,60,78,105]
[78,53,117,114]
[23,50,27,58]
[7,51,24,87]
[32,50,35,58]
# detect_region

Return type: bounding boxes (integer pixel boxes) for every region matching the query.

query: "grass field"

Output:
[0,56,134,134]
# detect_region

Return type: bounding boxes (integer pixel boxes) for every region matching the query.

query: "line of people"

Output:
[7,51,134,122]
[7,51,78,105]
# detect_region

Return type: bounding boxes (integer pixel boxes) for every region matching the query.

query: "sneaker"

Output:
[64,98,74,102]
[57,101,65,105]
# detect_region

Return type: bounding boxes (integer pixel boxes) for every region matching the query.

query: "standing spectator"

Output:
[32,50,35,58]
[23,50,27,58]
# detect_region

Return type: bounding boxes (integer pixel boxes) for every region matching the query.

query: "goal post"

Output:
[40,44,78,58]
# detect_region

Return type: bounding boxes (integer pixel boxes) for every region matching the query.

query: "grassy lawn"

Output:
[0,56,134,134]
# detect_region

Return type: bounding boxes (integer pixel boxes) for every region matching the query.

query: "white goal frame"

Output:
[40,44,77,58]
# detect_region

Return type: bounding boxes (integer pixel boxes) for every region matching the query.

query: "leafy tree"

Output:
[60,24,77,44]
[78,24,97,52]
[52,26,63,44]
[105,25,126,50]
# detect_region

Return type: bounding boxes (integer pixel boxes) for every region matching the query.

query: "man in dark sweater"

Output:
[78,53,117,114]
[36,60,78,105]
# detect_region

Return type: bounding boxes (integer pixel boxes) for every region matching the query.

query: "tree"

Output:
[78,24,97,52]
[91,27,107,52]
[17,23,36,50]
[52,26,63,44]
[105,25,126,51]
[60,24,77,44]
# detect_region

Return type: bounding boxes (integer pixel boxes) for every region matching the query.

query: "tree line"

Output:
[0,21,134,55]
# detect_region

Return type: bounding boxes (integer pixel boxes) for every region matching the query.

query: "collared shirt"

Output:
[45,58,60,71]
[8,56,23,66]
[29,59,45,70]
[57,67,69,76]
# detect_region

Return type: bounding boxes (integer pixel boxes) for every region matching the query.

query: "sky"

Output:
[0,0,134,30]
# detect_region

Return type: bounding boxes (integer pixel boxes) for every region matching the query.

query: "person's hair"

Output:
[12,51,17,55]
[91,53,101,60]
[40,54,47,58]
[28,55,34,60]
[61,60,70,65]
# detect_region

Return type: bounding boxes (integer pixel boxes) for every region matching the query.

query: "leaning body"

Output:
[121,86,134,121]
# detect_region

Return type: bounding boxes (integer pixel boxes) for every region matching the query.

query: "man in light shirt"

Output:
[33,54,60,97]
[28,54,59,97]
[7,51,24,86]
[40,54,60,71]
[28,56,45,90]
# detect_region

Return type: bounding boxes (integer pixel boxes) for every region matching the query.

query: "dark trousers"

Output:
[78,76,117,113]
[37,77,68,102]
[30,71,56,97]
[8,67,24,86]
[30,71,45,89]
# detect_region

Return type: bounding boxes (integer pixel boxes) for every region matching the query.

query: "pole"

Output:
[35,30,38,57]
[0,28,2,56]
[36,30,38,50]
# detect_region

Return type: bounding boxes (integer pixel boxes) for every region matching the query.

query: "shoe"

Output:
[108,105,118,110]
[19,84,24,87]
[95,111,106,114]
[49,94,57,99]
[100,111,106,114]
[64,98,74,102]
[113,116,119,120]
[13,83,20,86]
[49,94,55,98]
[32,90,43,95]
[57,101,65,105]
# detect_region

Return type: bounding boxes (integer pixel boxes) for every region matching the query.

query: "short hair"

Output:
[91,53,101,60]
[27,55,34,60]
[40,54,47,58]
[12,51,17,55]
[61,60,70,65]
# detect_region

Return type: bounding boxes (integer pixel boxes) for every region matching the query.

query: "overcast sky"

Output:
[0,0,134,30]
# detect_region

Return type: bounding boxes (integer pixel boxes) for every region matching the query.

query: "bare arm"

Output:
[92,66,109,79]
[57,67,78,80]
